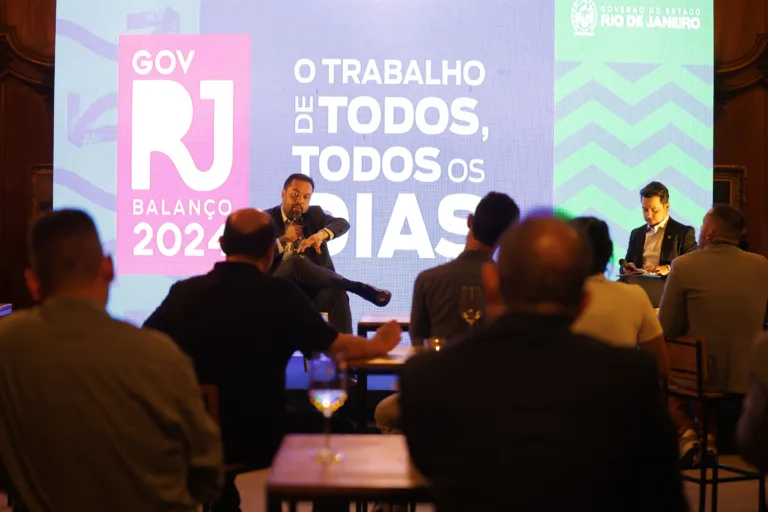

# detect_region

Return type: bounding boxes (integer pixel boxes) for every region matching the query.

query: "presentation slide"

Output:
[53,0,713,330]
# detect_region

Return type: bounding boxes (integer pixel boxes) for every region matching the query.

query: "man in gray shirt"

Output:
[374,192,520,435]
[409,192,521,347]
[659,204,768,465]
[0,210,223,511]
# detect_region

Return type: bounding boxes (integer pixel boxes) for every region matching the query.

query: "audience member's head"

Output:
[281,173,315,217]
[570,217,613,275]
[699,203,746,248]
[219,208,278,270]
[469,192,521,249]
[25,209,113,304]
[639,181,670,227]
[482,215,591,321]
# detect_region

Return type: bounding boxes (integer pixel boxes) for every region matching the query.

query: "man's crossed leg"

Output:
[275,255,392,334]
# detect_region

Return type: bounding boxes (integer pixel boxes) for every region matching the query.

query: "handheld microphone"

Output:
[288,209,303,226]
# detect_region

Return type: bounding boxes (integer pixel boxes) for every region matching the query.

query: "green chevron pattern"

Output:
[555,144,711,189]
[554,59,713,251]
[555,63,713,105]
[555,102,713,148]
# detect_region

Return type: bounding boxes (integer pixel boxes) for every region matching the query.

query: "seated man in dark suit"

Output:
[267,174,391,333]
[144,208,401,512]
[399,216,688,512]
[624,181,698,276]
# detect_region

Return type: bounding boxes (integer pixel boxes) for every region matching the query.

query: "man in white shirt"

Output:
[624,181,698,276]
[570,217,669,378]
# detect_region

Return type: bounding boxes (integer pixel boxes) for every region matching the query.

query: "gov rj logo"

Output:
[116,34,251,275]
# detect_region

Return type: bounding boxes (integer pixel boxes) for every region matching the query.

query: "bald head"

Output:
[496,216,591,313]
[229,208,272,233]
[220,208,277,260]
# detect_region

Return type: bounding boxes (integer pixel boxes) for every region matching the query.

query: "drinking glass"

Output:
[460,286,484,329]
[426,338,447,352]
[308,352,348,463]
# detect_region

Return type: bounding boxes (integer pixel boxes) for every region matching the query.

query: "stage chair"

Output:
[665,337,766,512]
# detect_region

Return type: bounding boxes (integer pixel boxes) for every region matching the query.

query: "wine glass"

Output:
[460,286,484,329]
[426,338,447,352]
[308,352,347,463]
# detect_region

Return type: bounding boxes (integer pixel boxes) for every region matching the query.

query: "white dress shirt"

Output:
[642,216,669,269]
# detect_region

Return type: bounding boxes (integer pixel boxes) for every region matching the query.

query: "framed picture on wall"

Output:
[29,164,53,222]
[713,165,746,212]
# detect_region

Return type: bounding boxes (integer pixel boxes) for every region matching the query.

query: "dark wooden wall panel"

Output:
[0,78,53,304]
[713,0,768,258]
[0,0,54,306]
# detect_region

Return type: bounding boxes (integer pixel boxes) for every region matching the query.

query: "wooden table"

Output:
[0,304,11,318]
[266,434,430,511]
[357,313,411,338]
[349,346,421,432]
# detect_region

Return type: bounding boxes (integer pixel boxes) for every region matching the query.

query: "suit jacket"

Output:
[400,313,687,512]
[266,205,349,274]
[625,217,698,268]
[659,244,768,394]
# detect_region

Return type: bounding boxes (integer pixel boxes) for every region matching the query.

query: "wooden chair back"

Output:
[666,336,708,383]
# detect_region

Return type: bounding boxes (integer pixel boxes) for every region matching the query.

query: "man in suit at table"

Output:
[400,216,688,512]
[624,181,698,276]
[266,174,391,334]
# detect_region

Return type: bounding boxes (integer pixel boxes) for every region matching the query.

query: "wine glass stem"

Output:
[323,411,331,452]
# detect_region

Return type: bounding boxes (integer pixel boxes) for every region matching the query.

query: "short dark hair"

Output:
[570,217,613,275]
[28,209,104,293]
[283,173,315,191]
[220,216,277,260]
[709,203,746,241]
[640,181,669,204]
[472,192,521,247]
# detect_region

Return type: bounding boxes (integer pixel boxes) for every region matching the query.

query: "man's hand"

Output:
[283,223,303,243]
[299,233,325,253]
[371,321,402,354]
[648,265,671,276]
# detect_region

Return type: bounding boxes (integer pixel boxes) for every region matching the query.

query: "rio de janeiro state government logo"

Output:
[572,0,598,37]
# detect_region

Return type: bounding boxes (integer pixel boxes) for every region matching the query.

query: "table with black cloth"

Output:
[617,274,666,308]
